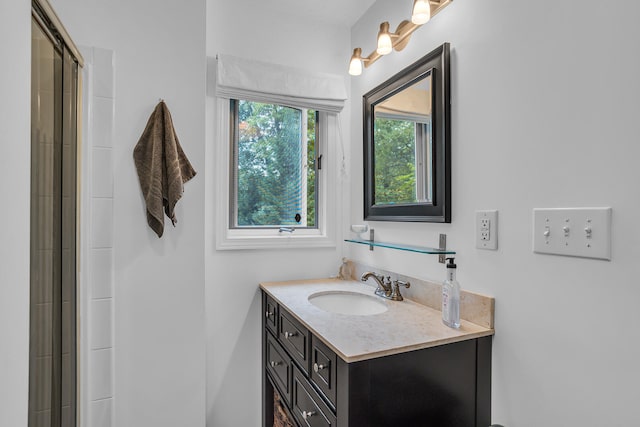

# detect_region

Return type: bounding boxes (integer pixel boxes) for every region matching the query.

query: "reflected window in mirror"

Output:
[363,43,450,222]
[374,73,433,206]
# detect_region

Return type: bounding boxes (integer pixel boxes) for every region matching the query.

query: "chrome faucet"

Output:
[361,271,391,298]
[361,272,410,301]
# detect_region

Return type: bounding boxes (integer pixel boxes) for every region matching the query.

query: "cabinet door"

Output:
[266,331,293,406]
[292,367,337,427]
[264,294,278,335]
[310,336,337,409]
[279,309,311,375]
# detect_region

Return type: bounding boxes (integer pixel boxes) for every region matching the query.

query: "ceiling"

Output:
[272,0,377,27]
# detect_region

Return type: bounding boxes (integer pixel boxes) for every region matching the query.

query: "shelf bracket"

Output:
[439,234,447,263]
[369,229,375,251]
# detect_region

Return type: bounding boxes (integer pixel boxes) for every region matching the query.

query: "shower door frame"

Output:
[30,1,84,426]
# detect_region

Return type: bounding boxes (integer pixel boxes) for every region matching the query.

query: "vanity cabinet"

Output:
[262,291,492,427]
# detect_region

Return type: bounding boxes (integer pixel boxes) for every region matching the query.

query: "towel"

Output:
[133,101,196,238]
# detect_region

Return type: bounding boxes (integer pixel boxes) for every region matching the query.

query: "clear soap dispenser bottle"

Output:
[442,257,460,329]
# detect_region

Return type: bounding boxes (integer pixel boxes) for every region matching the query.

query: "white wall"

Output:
[349,0,640,425]
[50,0,207,426]
[0,1,31,426]
[205,1,351,425]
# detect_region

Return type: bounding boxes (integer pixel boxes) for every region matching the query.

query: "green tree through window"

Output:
[234,100,317,227]
[373,118,417,205]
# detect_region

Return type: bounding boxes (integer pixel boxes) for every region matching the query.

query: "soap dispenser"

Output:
[442,257,460,329]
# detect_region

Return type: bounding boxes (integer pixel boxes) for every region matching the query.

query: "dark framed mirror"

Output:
[363,42,450,222]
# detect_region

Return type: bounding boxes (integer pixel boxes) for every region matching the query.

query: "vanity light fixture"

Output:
[349,0,452,76]
[376,22,394,55]
[348,48,366,76]
[411,0,432,25]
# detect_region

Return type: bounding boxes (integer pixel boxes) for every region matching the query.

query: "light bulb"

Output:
[411,0,431,25]
[376,22,393,55]
[349,54,363,76]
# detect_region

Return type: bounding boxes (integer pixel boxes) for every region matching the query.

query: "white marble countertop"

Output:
[260,278,494,363]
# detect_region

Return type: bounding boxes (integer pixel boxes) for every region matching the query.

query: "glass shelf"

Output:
[344,238,456,255]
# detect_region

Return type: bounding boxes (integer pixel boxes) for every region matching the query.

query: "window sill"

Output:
[216,231,336,251]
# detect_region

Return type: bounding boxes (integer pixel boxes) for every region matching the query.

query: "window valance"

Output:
[214,54,347,113]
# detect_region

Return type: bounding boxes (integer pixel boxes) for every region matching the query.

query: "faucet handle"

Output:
[390,280,411,301]
[395,280,410,288]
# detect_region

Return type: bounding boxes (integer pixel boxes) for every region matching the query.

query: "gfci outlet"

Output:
[476,210,498,250]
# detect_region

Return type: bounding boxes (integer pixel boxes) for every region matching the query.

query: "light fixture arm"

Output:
[349,0,453,74]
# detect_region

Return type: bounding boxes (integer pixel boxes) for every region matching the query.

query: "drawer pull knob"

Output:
[270,361,281,367]
[284,331,298,339]
[265,311,274,318]
[302,410,316,420]
[313,363,326,373]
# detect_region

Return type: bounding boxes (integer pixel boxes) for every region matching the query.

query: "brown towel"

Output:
[133,101,196,238]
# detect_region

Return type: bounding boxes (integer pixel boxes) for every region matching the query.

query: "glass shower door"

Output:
[30,14,78,427]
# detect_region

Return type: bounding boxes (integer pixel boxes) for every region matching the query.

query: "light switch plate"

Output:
[476,210,498,250]
[533,207,612,260]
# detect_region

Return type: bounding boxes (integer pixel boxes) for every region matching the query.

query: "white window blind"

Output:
[214,54,347,113]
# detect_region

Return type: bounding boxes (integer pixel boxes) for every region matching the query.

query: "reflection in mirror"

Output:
[363,42,450,223]
[373,73,432,205]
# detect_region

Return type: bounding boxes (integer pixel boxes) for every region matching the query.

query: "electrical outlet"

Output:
[476,210,498,250]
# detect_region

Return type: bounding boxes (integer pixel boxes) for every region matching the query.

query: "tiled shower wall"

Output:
[80,46,115,427]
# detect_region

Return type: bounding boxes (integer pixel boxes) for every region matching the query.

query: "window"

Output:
[212,54,345,249]
[214,97,338,250]
[231,100,318,229]
[373,118,432,205]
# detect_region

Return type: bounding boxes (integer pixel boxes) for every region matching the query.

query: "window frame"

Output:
[229,100,319,230]
[214,97,338,250]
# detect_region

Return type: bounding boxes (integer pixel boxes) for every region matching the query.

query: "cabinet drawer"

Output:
[266,331,293,406]
[264,294,278,335]
[292,367,337,427]
[279,309,310,374]
[310,336,337,409]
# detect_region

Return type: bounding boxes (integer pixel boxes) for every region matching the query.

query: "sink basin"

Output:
[308,291,388,316]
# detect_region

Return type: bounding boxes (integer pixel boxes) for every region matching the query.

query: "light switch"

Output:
[533,207,612,260]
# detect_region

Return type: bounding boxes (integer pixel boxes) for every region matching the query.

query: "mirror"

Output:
[363,43,450,222]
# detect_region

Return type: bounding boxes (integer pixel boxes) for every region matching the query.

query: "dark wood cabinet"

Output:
[310,336,337,410]
[292,367,337,427]
[278,309,311,375]
[262,291,492,427]
[266,331,294,406]
[265,294,279,336]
